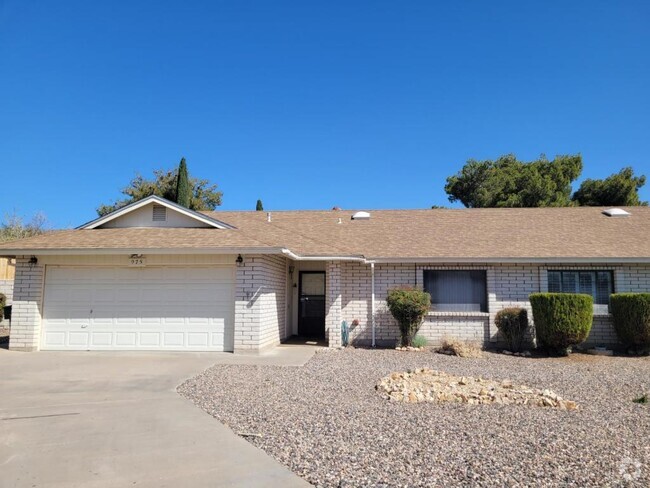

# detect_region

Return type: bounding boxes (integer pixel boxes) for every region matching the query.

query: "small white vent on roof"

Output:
[351,211,370,220]
[602,208,630,217]
[152,204,167,221]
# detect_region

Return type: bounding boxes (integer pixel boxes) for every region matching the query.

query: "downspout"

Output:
[371,261,376,348]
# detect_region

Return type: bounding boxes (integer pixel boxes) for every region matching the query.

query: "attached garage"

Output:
[41,266,235,351]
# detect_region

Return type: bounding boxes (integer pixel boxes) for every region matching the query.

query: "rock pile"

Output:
[376,368,578,410]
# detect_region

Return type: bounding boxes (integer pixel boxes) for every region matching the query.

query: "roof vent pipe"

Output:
[267,212,272,222]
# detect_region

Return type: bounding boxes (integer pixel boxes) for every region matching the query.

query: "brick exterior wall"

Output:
[234,254,288,352]
[8,251,649,353]
[0,279,13,305]
[325,261,342,347]
[334,262,650,349]
[9,257,45,351]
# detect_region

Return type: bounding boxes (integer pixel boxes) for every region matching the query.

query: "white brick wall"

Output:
[0,279,13,305]
[9,257,44,351]
[325,261,342,347]
[332,262,650,348]
[234,254,288,352]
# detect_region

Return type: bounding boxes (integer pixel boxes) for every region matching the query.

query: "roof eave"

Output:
[0,246,284,256]
[369,256,650,264]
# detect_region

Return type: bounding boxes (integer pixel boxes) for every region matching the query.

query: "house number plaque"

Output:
[128,256,146,267]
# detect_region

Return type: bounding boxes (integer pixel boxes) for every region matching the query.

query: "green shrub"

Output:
[386,287,431,347]
[529,293,593,355]
[412,335,428,348]
[495,307,530,352]
[610,293,650,353]
[0,293,5,323]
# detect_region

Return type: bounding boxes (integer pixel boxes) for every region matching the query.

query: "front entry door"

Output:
[298,271,326,338]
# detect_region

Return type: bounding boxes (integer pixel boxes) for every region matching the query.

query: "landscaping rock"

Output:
[178,348,650,487]
[376,369,578,409]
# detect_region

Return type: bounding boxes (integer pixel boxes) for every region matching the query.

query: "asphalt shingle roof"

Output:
[1,206,648,261]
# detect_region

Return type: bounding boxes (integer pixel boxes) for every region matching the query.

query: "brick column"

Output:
[325,261,342,348]
[486,267,498,342]
[233,255,262,353]
[9,257,45,351]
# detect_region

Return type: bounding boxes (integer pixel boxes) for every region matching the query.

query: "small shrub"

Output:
[437,338,483,358]
[412,335,428,348]
[610,293,650,353]
[0,293,5,323]
[529,293,593,355]
[495,307,530,352]
[386,287,431,347]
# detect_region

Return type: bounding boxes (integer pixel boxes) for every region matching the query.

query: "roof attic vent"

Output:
[602,208,630,218]
[351,211,370,221]
[152,204,167,222]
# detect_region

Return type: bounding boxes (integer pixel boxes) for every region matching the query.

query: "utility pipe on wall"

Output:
[371,261,376,348]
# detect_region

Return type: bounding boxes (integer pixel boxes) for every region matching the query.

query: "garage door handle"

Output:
[81,324,88,328]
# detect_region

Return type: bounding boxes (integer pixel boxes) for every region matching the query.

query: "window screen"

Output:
[547,270,613,305]
[423,270,487,312]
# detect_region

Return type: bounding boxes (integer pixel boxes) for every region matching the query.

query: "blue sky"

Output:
[1,0,649,228]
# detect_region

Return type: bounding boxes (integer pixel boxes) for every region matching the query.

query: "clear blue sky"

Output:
[1,0,649,228]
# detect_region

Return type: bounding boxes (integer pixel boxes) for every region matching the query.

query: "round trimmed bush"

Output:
[529,293,593,355]
[610,293,650,353]
[495,307,529,352]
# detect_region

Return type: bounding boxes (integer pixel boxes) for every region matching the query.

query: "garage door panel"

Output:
[163,332,184,347]
[187,332,209,347]
[42,266,235,351]
[44,331,66,346]
[91,332,113,346]
[68,332,90,346]
[138,332,160,346]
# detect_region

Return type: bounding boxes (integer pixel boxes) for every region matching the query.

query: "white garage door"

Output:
[41,266,235,351]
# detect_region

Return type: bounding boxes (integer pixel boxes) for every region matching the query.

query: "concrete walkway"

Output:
[0,346,317,487]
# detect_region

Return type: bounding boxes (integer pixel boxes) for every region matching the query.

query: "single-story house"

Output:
[1,195,648,352]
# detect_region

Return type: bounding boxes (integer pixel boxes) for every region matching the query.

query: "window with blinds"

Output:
[423,270,487,312]
[547,270,613,305]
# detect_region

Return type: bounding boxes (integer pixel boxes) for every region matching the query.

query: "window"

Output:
[423,270,487,312]
[547,270,613,305]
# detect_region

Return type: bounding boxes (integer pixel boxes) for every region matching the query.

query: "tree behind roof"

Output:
[444,154,583,208]
[175,157,191,208]
[97,167,223,216]
[572,167,647,206]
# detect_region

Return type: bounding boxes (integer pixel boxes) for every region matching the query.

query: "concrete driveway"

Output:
[0,348,314,487]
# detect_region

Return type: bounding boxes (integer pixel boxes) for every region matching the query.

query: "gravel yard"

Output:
[178,348,650,487]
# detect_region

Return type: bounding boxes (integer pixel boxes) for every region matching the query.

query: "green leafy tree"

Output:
[256,199,264,211]
[175,157,191,208]
[572,167,647,206]
[0,212,48,243]
[444,154,583,207]
[97,167,223,216]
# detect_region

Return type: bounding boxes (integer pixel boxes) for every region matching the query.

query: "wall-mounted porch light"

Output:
[236,254,244,267]
[28,256,38,266]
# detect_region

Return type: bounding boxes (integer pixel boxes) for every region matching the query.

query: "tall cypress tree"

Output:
[256,199,264,211]
[176,157,191,207]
